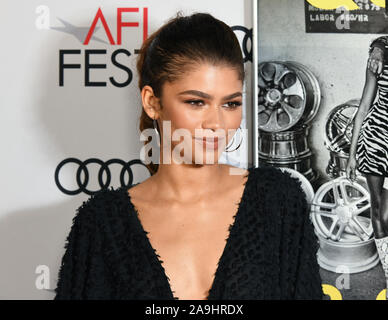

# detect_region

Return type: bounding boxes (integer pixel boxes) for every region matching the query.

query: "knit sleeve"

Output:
[54,196,110,300]
[279,171,323,300]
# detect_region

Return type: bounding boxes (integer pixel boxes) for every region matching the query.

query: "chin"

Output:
[192,152,222,165]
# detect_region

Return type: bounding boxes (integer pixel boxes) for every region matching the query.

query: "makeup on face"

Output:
[158,64,243,160]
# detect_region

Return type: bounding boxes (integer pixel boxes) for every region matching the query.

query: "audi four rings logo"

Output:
[231,26,252,63]
[55,158,149,195]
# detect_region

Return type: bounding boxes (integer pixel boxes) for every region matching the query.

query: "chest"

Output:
[134,199,241,300]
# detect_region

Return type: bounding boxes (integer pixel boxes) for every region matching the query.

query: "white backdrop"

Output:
[0,0,252,299]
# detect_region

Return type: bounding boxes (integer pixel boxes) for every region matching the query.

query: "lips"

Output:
[194,136,225,149]
[195,136,224,142]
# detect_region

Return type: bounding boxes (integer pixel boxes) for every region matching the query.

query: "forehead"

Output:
[162,63,243,96]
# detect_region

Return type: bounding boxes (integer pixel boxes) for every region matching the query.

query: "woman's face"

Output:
[157,62,243,165]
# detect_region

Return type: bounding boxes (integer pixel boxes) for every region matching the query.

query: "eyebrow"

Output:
[178,90,242,100]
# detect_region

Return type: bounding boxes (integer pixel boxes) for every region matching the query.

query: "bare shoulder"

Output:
[220,164,249,177]
[219,164,250,193]
[127,175,156,203]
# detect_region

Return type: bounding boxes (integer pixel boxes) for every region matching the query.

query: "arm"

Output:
[292,196,323,299]
[368,37,385,75]
[54,197,110,299]
[346,66,378,181]
[279,172,323,300]
[370,38,386,53]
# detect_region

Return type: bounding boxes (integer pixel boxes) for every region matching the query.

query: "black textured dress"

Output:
[54,166,323,300]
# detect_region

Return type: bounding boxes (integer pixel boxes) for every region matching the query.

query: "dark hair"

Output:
[136,12,245,175]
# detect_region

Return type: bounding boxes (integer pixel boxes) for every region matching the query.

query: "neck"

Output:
[151,163,227,203]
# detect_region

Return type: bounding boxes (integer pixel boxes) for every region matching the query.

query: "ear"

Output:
[141,85,161,119]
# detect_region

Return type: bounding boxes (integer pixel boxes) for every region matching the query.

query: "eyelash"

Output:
[185,100,242,109]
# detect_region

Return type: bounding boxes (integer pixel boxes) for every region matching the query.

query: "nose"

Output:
[202,103,224,132]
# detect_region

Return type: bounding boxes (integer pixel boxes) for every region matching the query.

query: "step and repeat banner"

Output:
[0,0,252,299]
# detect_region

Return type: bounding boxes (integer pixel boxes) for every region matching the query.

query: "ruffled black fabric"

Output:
[54,166,323,300]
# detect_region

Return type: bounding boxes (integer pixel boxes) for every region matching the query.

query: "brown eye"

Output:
[185,100,205,106]
[224,101,242,109]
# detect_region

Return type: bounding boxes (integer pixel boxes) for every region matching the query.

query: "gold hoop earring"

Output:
[225,126,243,153]
[152,117,161,147]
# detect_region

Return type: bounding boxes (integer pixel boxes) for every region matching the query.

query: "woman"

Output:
[346,36,388,299]
[54,12,322,300]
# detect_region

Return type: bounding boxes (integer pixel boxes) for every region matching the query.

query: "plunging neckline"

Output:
[123,167,253,300]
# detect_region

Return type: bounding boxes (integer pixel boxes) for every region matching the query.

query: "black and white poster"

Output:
[257,0,388,299]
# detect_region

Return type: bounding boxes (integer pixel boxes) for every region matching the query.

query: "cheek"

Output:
[225,109,243,129]
[163,103,200,131]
